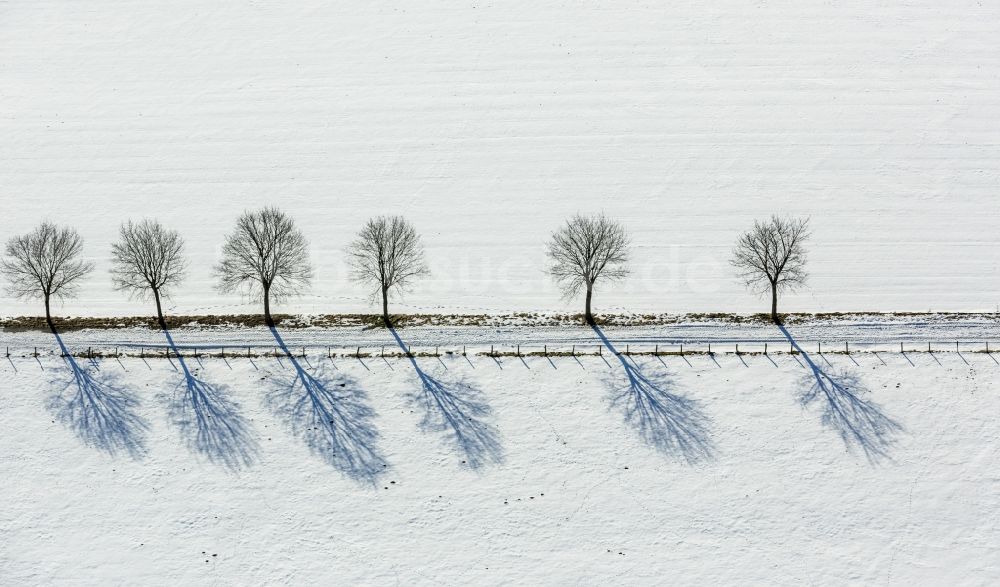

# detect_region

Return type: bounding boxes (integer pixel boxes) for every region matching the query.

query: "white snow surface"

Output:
[2,1,1000,317]
[3,2,1000,584]
[1,325,998,584]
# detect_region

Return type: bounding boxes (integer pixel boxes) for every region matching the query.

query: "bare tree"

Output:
[731,215,810,324]
[1,222,94,334]
[546,214,630,325]
[347,215,429,327]
[110,219,187,329]
[215,207,313,327]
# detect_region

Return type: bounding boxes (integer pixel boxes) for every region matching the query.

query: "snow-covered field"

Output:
[1,325,998,584]
[4,1,1000,585]
[2,1,1000,318]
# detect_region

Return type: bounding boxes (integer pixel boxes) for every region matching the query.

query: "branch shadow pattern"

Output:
[267,327,387,483]
[49,333,148,459]
[161,329,259,471]
[592,326,714,464]
[390,328,503,470]
[779,325,902,463]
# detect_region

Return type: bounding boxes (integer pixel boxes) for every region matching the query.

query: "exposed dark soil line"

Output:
[2,311,999,332]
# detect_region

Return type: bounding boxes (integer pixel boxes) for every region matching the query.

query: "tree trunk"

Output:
[585,286,594,326]
[381,285,390,328]
[44,293,56,335]
[770,283,780,324]
[263,284,274,328]
[152,287,167,331]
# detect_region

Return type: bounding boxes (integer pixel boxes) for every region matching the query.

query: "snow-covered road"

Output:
[4,315,1000,355]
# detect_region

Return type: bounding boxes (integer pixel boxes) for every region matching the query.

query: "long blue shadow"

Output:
[390,328,503,470]
[266,327,387,483]
[50,333,148,459]
[779,325,902,463]
[592,326,714,464]
[161,328,259,470]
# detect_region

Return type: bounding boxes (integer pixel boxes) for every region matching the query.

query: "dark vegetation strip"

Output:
[3,311,999,332]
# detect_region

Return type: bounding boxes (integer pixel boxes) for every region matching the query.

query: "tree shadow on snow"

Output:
[779,325,902,463]
[390,327,503,470]
[161,328,259,471]
[48,332,148,459]
[592,325,714,464]
[266,327,387,484]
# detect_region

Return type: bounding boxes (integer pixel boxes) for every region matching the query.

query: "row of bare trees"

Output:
[546,214,809,324]
[0,210,810,329]
[0,210,432,331]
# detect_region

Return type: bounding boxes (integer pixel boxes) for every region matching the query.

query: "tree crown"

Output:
[347,215,429,299]
[215,207,313,301]
[546,213,630,297]
[731,215,811,293]
[110,219,187,300]
[1,221,94,301]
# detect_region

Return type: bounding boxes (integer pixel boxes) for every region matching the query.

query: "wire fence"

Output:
[2,340,996,360]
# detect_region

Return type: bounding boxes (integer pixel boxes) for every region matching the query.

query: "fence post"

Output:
[708,342,712,355]
[356,346,361,358]
[680,343,683,355]
[818,341,821,354]
[900,342,903,353]
[516,344,519,356]
[625,344,629,355]
[928,342,931,352]
[764,342,768,355]
[571,345,575,356]
[845,341,849,354]
[544,345,547,356]
[736,343,739,355]
[463,345,466,356]
[956,341,959,353]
